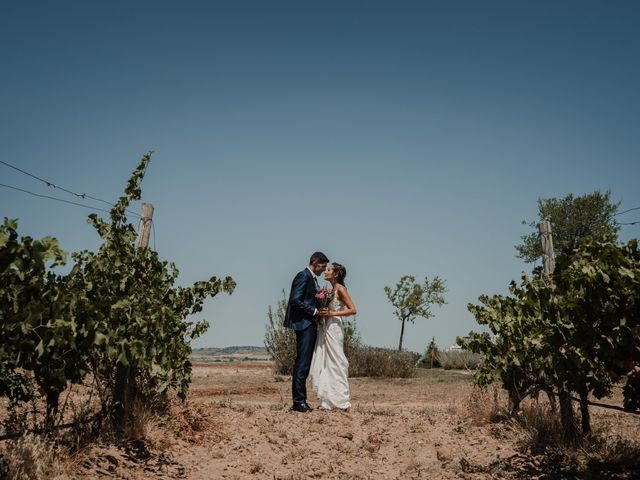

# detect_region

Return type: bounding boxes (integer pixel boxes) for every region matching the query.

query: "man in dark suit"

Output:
[284,251,329,412]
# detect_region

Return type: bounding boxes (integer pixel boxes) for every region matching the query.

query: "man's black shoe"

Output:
[303,403,314,412]
[290,403,312,413]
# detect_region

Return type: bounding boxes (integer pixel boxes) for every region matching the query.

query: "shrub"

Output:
[348,347,419,378]
[0,155,235,434]
[343,317,362,359]
[439,350,483,370]
[264,291,297,375]
[418,337,441,368]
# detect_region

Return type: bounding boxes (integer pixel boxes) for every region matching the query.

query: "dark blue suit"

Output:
[284,268,318,406]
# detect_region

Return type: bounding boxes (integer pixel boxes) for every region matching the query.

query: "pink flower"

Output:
[315,286,334,310]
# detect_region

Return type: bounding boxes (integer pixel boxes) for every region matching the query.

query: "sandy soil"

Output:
[65,364,520,479]
[9,363,640,479]
[179,364,518,480]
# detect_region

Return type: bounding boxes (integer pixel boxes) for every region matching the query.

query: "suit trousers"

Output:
[292,322,317,405]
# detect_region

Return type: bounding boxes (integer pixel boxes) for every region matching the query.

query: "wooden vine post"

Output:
[538,220,555,276]
[137,203,154,250]
[113,203,154,431]
[539,220,582,438]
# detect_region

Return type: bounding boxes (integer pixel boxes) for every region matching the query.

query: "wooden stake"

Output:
[538,220,580,435]
[113,202,154,431]
[137,203,154,249]
[538,220,555,276]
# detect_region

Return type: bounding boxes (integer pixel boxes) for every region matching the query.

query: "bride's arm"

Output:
[327,285,357,317]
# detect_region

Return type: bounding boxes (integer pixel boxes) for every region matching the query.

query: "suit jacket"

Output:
[284,268,318,331]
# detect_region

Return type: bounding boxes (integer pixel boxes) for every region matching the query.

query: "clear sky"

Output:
[1,1,639,352]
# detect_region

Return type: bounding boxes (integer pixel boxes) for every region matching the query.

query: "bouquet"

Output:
[315,286,334,317]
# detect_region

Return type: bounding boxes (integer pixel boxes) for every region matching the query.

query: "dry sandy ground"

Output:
[181,363,514,480]
[30,363,640,479]
[66,363,515,479]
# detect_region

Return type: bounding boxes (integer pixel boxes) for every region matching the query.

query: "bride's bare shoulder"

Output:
[335,284,348,296]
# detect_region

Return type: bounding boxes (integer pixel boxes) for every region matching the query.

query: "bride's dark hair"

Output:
[332,263,347,286]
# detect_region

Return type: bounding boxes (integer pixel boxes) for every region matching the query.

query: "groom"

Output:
[284,251,329,413]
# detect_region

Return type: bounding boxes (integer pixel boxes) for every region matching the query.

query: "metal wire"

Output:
[0,159,140,217]
[0,182,141,218]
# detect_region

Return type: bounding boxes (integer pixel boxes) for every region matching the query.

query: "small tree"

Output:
[71,153,236,429]
[384,275,446,351]
[0,154,236,433]
[516,190,619,264]
[461,239,640,435]
[424,337,441,368]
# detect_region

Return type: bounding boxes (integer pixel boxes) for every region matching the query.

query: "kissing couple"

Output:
[283,251,357,413]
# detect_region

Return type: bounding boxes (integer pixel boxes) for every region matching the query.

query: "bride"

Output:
[310,262,357,411]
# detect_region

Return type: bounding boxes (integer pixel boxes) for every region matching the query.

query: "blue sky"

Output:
[1,1,639,352]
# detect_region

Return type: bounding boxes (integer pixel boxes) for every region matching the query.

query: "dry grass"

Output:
[249,459,265,473]
[360,431,384,454]
[452,389,640,477]
[116,395,223,447]
[516,400,640,466]
[439,350,483,370]
[2,434,68,480]
[515,399,567,451]
[581,432,640,473]
[450,384,506,425]
[348,347,419,378]
[120,395,162,443]
[170,401,223,444]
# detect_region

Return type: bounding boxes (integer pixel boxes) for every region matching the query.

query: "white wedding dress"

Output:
[310,293,351,410]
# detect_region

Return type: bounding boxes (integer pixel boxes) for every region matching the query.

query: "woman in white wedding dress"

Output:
[310,263,357,411]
